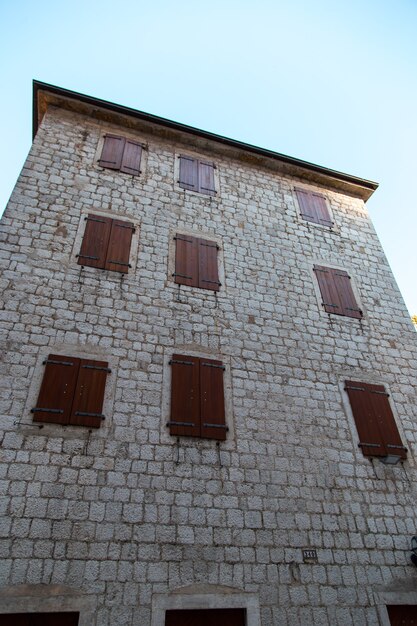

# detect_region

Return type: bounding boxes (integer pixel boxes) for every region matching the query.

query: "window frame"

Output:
[96,131,147,176]
[73,211,139,276]
[294,185,335,228]
[168,229,225,293]
[175,152,219,197]
[23,349,117,435]
[310,262,364,320]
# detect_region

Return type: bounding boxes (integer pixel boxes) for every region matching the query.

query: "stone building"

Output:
[0,81,417,626]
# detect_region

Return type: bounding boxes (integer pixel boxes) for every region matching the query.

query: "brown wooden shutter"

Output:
[99,135,125,170]
[0,614,80,626]
[120,140,142,175]
[32,355,80,425]
[368,383,407,459]
[295,188,332,226]
[198,238,220,291]
[70,359,110,428]
[78,214,112,269]
[169,355,200,437]
[179,156,198,191]
[314,265,343,315]
[174,234,198,287]
[333,269,362,318]
[200,358,226,440]
[105,219,134,273]
[296,188,318,223]
[198,160,216,195]
[345,381,406,459]
[311,192,332,226]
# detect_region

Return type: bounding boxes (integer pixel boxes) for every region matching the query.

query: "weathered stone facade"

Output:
[0,83,417,625]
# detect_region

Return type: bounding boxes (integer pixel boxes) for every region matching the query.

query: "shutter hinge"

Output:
[166,421,195,427]
[107,260,132,267]
[76,255,99,260]
[387,444,407,451]
[358,442,381,448]
[172,273,193,279]
[201,363,225,370]
[169,359,194,366]
[201,279,222,286]
[31,408,64,414]
[81,365,112,373]
[345,385,365,392]
[370,389,389,396]
[84,216,107,223]
[43,359,74,366]
[202,423,228,430]
[322,302,338,308]
[173,236,194,243]
[74,412,105,419]
[114,223,135,231]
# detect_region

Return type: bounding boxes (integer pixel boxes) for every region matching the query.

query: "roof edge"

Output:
[32,80,378,200]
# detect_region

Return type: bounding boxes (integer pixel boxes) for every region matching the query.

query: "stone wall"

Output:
[0,104,417,625]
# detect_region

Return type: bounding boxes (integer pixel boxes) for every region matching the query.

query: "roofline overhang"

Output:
[32,80,378,201]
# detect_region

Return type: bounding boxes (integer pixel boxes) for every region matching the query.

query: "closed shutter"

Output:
[174,234,198,287]
[179,156,198,191]
[120,140,142,175]
[77,215,112,269]
[32,355,80,425]
[345,381,406,459]
[105,219,135,273]
[198,238,220,291]
[368,383,407,459]
[314,265,362,318]
[200,358,226,440]
[314,265,343,315]
[0,614,79,626]
[169,355,200,437]
[198,160,216,195]
[99,135,125,170]
[333,269,362,318]
[295,188,332,226]
[312,192,332,226]
[70,359,110,428]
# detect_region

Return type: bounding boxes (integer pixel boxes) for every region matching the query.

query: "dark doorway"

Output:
[165,608,246,626]
[0,613,79,626]
[387,605,417,626]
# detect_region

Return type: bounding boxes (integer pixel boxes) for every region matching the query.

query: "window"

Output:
[77,214,135,273]
[168,355,227,440]
[173,233,221,291]
[31,354,111,428]
[295,188,333,226]
[178,155,216,195]
[165,609,246,626]
[98,134,142,175]
[345,380,407,460]
[314,265,362,318]
[387,605,417,625]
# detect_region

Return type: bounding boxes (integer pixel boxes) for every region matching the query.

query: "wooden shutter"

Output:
[32,355,80,425]
[295,188,332,226]
[78,215,112,269]
[345,381,406,459]
[169,355,200,437]
[120,140,142,175]
[0,614,79,626]
[99,135,125,170]
[179,156,198,191]
[314,265,343,315]
[333,269,362,318]
[198,238,220,291]
[198,160,216,195]
[70,359,110,428]
[387,605,417,626]
[174,234,198,287]
[314,266,362,318]
[200,358,226,440]
[105,219,135,273]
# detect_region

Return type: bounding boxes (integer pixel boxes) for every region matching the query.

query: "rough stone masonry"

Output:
[0,82,416,625]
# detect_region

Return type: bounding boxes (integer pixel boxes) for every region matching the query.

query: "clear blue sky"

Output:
[1,0,416,314]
